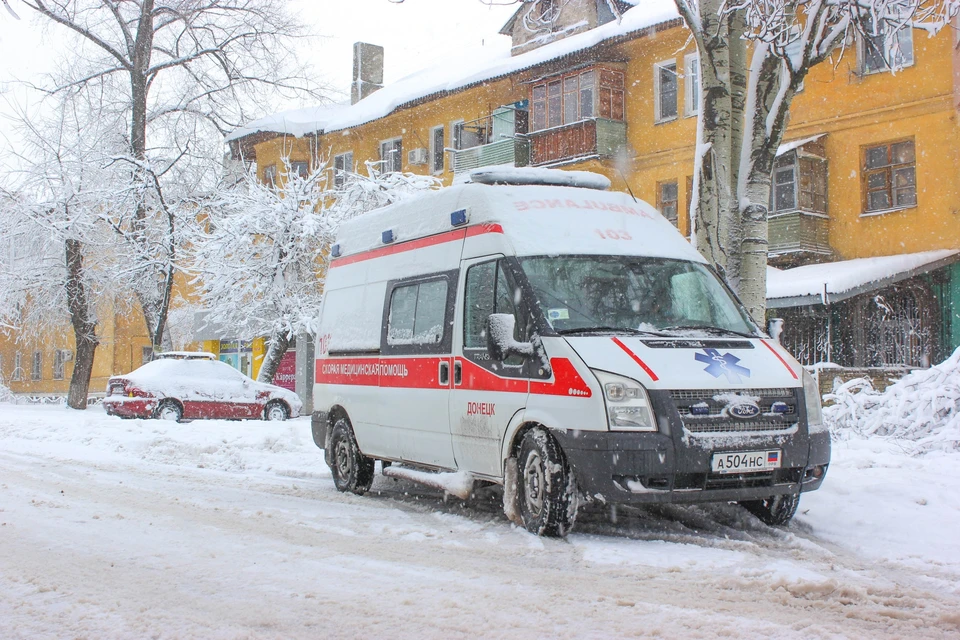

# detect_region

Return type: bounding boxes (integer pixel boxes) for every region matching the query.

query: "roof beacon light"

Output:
[331,243,341,258]
[381,229,395,244]
[450,209,468,227]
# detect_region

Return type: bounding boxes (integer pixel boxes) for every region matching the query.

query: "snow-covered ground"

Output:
[1,405,959,639]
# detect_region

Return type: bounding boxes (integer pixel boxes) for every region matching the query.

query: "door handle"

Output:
[439,361,450,386]
[454,360,462,386]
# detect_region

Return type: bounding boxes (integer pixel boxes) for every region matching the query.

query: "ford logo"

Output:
[728,401,761,419]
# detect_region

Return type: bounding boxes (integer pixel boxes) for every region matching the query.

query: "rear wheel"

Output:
[329,417,375,495]
[516,428,578,537]
[263,400,289,421]
[740,493,800,526]
[154,399,183,423]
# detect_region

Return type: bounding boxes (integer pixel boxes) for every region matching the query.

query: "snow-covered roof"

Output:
[767,249,960,307]
[226,0,680,142]
[225,105,348,143]
[776,134,825,157]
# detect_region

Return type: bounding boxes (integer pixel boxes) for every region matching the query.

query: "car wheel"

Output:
[516,428,578,537]
[740,493,800,526]
[263,400,289,421]
[154,399,183,423]
[329,417,374,495]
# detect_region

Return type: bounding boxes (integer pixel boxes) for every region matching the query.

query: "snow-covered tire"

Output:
[154,399,183,423]
[740,493,800,526]
[516,428,578,537]
[263,400,289,422]
[329,417,375,495]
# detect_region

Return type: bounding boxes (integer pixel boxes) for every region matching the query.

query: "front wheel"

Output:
[263,400,289,421]
[329,418,375,495]
[516,428,578,537]
[740,493,800,526]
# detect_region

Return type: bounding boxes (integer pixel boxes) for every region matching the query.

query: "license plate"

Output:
[711,450,782,474]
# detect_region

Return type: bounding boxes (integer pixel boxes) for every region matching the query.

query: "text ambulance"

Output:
[311,168,829,537]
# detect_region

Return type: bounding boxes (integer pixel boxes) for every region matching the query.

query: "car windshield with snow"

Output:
[310,167,830,537]
[103,358,302,422]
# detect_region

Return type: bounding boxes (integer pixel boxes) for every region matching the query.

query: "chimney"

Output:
[351,42,384,105]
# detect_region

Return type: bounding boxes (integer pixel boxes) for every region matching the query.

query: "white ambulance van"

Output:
[311,167,829,537]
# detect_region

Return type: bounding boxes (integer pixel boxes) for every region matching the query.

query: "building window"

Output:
[657,181,679,226]
[529,66,624,132]
[289,161,309,179]
[772,155,797,212]
[31,351,42,381]
[333,151,353,188]
[684,53,700,117]
[771,151,828,214]
[431,126,445,174]
[262,164,277,188]
[655,60,678,122]
[860,18,914,74]
[53,350,65,380]
[379,138,403,173]
[863,140,916,213]
[12,352,22,381]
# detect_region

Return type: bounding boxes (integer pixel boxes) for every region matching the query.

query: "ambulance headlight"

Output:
[593,370,656,432]
[802,369,823,429]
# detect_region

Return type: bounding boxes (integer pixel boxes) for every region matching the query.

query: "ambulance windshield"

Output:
[519,256,758,337]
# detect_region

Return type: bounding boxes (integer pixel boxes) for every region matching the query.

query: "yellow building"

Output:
[230,0,960,370]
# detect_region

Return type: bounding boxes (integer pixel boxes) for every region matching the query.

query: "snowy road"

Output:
[1,406,958,639]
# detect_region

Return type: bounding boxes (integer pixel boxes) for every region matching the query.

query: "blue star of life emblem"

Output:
[695,348,751,384]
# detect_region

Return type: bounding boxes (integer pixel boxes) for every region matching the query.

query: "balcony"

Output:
[766,142,833,267]
[768,212,832,265]
[453,138,530,175]
[529,118,627,167]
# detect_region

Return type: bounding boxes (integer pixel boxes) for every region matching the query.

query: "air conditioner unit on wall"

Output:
[60,349,73,361]
[407,148,428,165]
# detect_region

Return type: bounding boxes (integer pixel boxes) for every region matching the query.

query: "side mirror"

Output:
[486,313,535,361]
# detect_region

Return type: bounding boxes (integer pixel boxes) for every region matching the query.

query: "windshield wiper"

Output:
[660,325,758,339]
[556,326,668,337]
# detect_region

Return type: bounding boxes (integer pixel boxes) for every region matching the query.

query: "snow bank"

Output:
[823,348,960,454]
[0,379,13,404]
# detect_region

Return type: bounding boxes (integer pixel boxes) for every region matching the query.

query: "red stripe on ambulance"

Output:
[330,223,504,268]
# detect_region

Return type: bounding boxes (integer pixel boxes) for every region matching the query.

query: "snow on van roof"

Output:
[469,167,611,190]
[332,183,705,264]
[226,0,680,141]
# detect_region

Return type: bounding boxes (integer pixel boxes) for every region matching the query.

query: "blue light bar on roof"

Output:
[450,209,468,227]
[382,229,395,244]
[331,244,341,258]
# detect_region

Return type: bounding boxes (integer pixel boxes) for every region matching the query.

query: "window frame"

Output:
[683,53,700,118]
[859,18,915,75]
[262,164,277,188]
[333,151,354,188]
[654,59,679,123]
[657,180,679,226]
[861,138,917,216]
[380,270,458,356]
[53,350,65,381]
[528,65,624,133]
[430,125,445,174]
[379,137,403,174]
[12,351,22,382]
[289,161,309,180]
[31,351,42,381]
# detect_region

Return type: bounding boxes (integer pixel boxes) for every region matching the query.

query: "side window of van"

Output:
[382,273,456,355]
[464,260,530,376]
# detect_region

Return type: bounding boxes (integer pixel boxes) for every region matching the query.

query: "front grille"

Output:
[684,421,796,434]
[705,472,776,490]
[671,388,793,400]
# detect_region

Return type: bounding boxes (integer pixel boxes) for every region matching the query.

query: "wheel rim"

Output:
[335,438,353,479]
[160,405,178,421]
[522,450,545,518]
[267,405,284,420]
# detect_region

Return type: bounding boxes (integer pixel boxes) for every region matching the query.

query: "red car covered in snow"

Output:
[103,356,302,422]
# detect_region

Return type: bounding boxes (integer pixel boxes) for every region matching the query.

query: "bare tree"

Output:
[0,90,124,409]
[189,161,441,384]
[14,0,326,355]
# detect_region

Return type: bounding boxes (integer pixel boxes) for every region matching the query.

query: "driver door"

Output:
[449,257,534,477]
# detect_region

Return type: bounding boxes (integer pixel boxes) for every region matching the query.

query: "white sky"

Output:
[0,0,517,155]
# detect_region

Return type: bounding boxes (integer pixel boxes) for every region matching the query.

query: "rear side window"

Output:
[385,276,452,352]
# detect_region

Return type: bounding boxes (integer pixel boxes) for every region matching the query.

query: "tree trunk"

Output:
[257,330,291,384]
[65,238,99,410]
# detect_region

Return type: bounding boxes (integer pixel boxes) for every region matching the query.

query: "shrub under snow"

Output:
[823,348,960,454]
